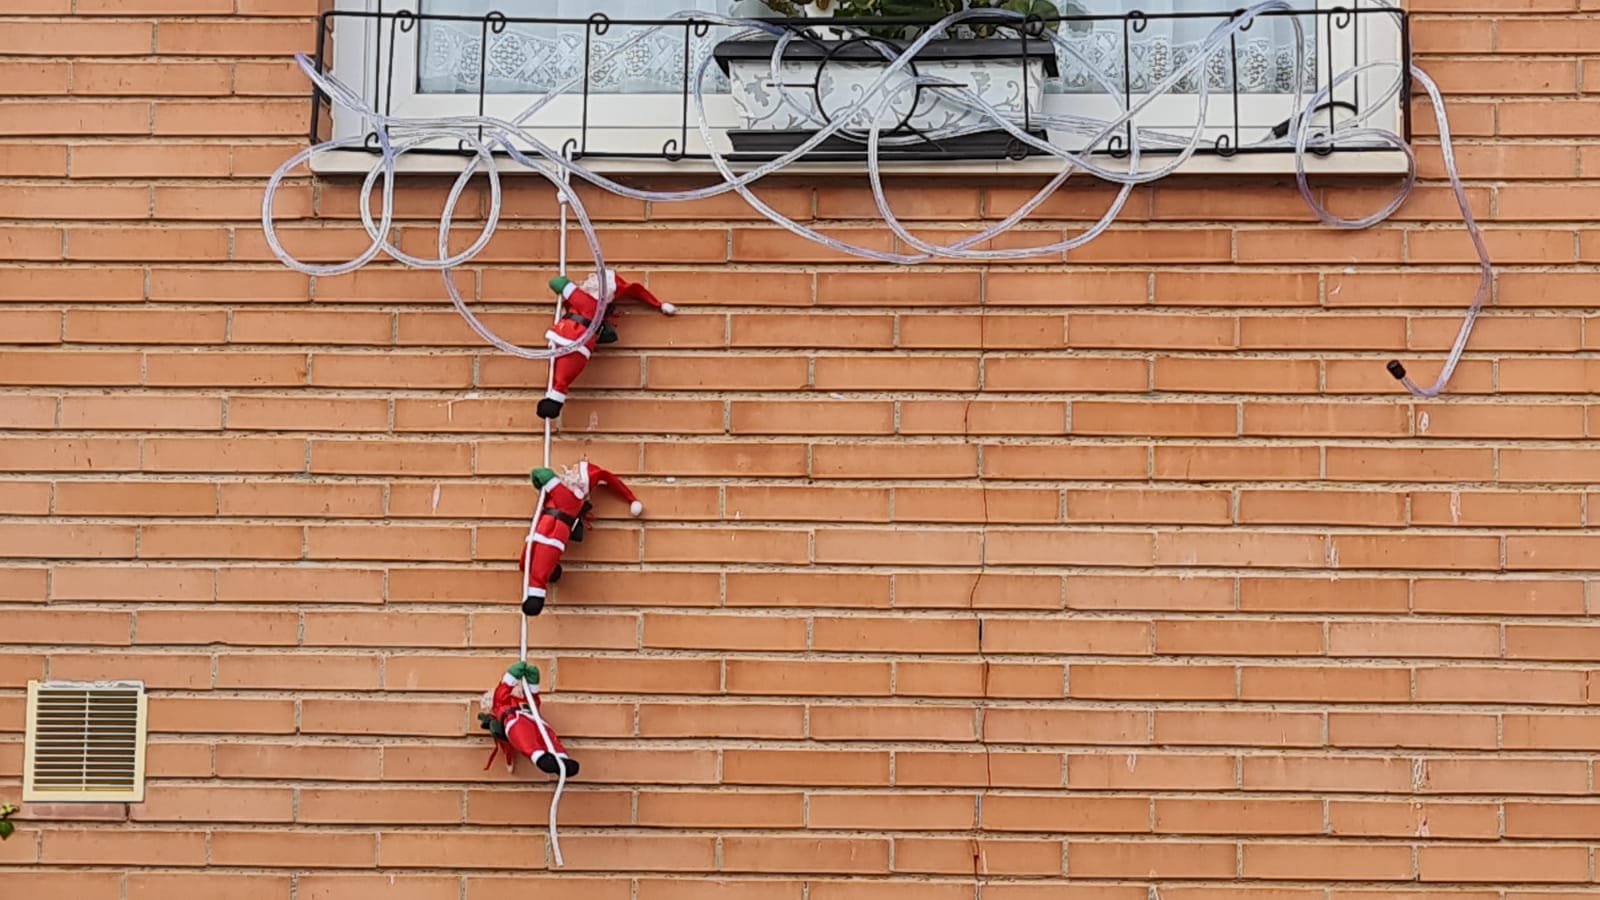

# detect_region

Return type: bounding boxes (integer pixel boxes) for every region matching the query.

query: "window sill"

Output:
[306,147,1413,179]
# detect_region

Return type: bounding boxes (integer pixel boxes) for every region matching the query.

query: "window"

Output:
[317,0,1409,174]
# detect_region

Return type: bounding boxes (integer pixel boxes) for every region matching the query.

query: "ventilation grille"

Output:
[23,680,148,803]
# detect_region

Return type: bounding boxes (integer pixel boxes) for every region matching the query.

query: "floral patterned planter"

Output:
[711,37,1059,157]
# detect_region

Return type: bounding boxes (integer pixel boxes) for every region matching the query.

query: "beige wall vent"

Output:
[23,680,148,803]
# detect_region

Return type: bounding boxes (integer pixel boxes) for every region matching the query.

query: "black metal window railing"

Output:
[309,2,1411,164]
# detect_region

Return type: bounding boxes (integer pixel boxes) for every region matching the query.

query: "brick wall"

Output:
[2,1,1598,897]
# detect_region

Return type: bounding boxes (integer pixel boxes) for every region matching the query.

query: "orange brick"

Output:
[1154,271,1318,307]
[0,395,56,429]
[639,703,802,739]
[1071,400,1237,437]
[1156,798,1321,836]
[1242,755,1412,794]
[139,523,302,560]
[217,743,381,780]
[645,355,808,390]
[131,785,293,824]
[812,704,972,739]
[986,270,1149,306]
[0,226,64,259]
[1070,228,1230,263]
[148,267,309,302]
[983,356,1150,392]
[1154,531,1326,569]
[814,356,978,390]
[216,653,380,690]
[1412,490,1581,528]
[71,142,231,178]
[1,610,130,646]
[309,440,472,477]
[300,874,465,900]
[1415,666,1586,705]
[1241,666,1411,703]
[982,444,1148,481]
[1153,620,1324,656]
[1,266,138,301]
[0,522,136,559]
[301,698,467,736]
[1240,315,1408,350]
[51,564,212,601]
[1328,621,1500,659]
[210,829,376,868]
[0,141,68,176]
[1419,845,1588,883]
[1337,711,1497,752]
[898,314,1064,352]
[1242,842,1413,881]
[155,20,311,54]
[726,660,891,697]
[62,394,223,430]
[1238,228,1403,263]
[1421,757,1588,796]
[1066,574,1234,612]
[1067,840,1236,879]
[897,836,1060,875]
[1329,446,1497,483]
[1330,799,1500,840]
[4,874,121,900]
[1068,312,1234,350]
[643,613,805,651]
[1153,445,1320,481]
[725,572,890,608]
[0,309,62,345]
[0,481,51,514]
[64,308,227,344]
[0,184,150,219]
[0,350,141,386]
[1071,665,1236,701]
[1154,357,1320,393]
[1,21,152,54]
[1413,578,1584,616]
[723,836,888,874]
[0,62,71,95]
[730,313,890,348]
[819,271,981,306]
[68,222,233,259]
[1153,709,1322,747]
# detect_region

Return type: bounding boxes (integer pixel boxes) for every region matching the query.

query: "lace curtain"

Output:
[416,0,1319,97]
[418,0,732,95]
[1050,0,1319,95]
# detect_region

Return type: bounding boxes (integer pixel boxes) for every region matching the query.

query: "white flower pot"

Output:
[712,36,1059,156]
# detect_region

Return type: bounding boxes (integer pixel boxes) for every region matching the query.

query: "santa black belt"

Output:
[542,510,578,527]
[561,312,593,328]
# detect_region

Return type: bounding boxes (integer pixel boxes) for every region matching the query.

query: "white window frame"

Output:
[314,0,1410,176]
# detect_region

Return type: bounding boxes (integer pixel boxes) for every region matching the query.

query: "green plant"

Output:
[0,803,17,841]
[731,0,1092,40]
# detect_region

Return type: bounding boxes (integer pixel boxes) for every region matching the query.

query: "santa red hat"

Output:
[586,269,675,316]
[573,460,643,517]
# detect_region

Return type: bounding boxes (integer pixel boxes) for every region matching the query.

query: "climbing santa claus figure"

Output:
[478,660,579,778]
[518,459,644,616]
[539,269,676,419]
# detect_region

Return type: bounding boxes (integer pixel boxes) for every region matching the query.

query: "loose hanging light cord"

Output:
[262,0,1490,397]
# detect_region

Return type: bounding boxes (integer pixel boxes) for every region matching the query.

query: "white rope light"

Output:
[261,1,1491,398]
[257,1,1492,866]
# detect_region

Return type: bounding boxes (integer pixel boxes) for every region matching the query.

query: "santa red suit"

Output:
[539,269,676,419]
[479,661,578,777]
[518,459,644,616]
